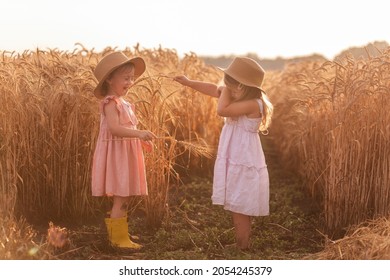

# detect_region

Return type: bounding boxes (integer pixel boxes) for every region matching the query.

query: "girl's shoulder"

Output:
[100,95,122,113]
[102,95,121,104]
[242,98,263,119]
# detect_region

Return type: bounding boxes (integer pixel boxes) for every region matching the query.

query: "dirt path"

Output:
[38,136,324,260]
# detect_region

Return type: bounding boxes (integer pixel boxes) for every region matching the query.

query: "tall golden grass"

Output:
[3,43,390,255]
[0,45,222,228]
[268,50,390,236]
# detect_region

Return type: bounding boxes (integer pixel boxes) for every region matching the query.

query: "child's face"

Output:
[107,66,136,97]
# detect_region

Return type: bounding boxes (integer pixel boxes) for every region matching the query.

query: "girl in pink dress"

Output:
[91,52,156,249]
[174,57,273,250]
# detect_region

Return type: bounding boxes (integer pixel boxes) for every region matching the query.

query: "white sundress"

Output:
[212,99,269,216]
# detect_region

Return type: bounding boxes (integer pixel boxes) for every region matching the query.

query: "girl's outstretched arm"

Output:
[173,75,220,98]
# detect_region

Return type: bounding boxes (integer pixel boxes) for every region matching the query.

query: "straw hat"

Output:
[93,51,146,98]
[219,57,265,90]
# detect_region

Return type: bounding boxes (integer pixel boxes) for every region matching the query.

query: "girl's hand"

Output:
[137,130,156,141]
[173,75,190,86]
[141,140,153,153]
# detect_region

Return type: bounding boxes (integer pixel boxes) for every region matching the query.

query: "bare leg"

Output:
[231,212,251,250]
[111,196,129,218]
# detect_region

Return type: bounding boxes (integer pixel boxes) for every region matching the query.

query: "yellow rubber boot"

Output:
[104,217,142,249]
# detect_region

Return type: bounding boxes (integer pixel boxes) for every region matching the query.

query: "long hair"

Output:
[224,74,273,133]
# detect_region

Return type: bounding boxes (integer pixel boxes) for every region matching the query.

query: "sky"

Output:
[1,0,390,60]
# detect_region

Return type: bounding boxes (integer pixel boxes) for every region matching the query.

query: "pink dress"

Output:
[91,95,148,197]
[212,99,269,216]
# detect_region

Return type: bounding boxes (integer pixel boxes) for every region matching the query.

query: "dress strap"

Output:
[256,99,264,115]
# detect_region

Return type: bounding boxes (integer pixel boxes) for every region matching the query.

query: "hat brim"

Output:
[218,66,263,91]
[93,57,146,99]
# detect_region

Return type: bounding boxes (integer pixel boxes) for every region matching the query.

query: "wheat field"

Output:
[268,50,390,237]
[1,45,390,258]
[0,45,222,227]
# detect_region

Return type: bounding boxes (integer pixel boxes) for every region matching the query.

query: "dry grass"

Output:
[268,49,390,236]
[306,217,390,259]
[3,44,390,258]
[0,216,49,259]
[0,45,222,230]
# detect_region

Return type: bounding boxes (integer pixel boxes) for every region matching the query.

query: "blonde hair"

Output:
[224,74,273,133]
[101,62,135,96]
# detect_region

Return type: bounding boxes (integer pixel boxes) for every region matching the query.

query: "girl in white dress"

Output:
[174,57,273,249]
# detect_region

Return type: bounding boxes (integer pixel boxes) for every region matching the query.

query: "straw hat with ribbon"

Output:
[219,57,265,91]
[93,51,146,98]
